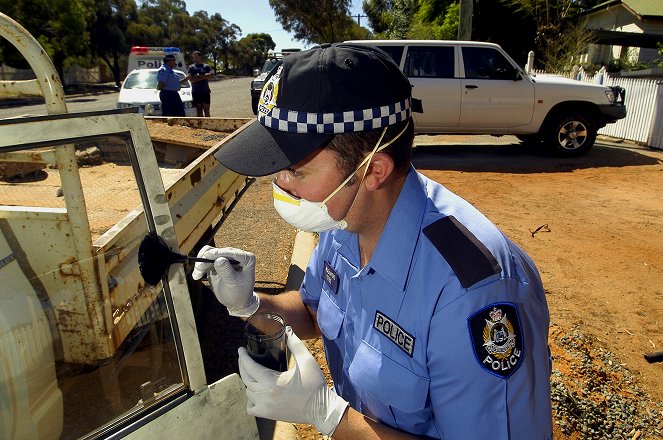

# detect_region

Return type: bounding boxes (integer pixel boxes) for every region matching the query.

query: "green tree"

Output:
[363,0,456,40]
[206,12,242,73]
[409,0,459,40]
[499,0,603,70]
[0,0,90,85]
[363,0,392,34]
[384,0,416,39]
[269,0,358,44]
[88,0,137,86]
[127,0,188,46]
[229,33,276,75]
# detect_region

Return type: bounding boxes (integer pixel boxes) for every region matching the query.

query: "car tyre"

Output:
[251,96,259,115]
[544,113,596,157]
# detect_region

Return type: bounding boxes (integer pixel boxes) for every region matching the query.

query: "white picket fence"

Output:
[533,68,663,149]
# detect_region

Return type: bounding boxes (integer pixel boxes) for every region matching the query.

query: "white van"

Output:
[127,46,186,75]
[345,40,626,156]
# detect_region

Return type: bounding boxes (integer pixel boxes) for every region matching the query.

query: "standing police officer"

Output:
[192,43,553,439]
[156,54,187,117]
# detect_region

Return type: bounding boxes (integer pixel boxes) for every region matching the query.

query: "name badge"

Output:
[374,311,415,357]
[323,260,339,294]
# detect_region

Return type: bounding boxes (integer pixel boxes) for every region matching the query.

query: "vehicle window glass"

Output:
[176,71,190,88]
[376,46,404,65]
[262,59,280,74]
[123,71,158,89]
[462,47,517,80]
[404,46,454,78]
[0,120,188,440]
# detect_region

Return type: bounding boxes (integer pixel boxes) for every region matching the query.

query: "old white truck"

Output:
[0,12,270,440]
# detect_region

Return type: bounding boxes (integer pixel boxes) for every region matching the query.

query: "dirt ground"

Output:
[212,135,663,439]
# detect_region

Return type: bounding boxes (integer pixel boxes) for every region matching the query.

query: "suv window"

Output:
[261,58,281,74]
[462,47,517,80]
[404,46,454,78]
[376,45,405,65]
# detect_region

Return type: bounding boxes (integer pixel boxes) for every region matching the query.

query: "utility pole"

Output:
[458,0,473,40]
[354,14,367,26]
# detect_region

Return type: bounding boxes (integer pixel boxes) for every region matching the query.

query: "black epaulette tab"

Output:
[423,216,502,288]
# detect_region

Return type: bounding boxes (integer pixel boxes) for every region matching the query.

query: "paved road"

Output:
[0,76,255,119]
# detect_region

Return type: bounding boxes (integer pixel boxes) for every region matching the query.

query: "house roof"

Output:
[592,29,662,48]
[587,0,663,19]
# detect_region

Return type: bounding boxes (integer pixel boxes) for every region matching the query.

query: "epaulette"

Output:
[423,216,501,288]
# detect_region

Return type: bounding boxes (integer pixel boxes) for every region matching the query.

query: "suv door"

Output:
[402,45,461,131]
[459,46,535,129]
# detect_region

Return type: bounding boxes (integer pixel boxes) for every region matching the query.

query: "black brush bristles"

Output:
[138,231,239,286]
[138,232,187,285]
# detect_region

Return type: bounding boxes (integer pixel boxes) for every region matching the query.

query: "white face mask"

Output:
[272,122,409,233]
[273,182,349,232]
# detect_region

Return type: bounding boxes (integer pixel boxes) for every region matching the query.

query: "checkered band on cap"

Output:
[258,98,412,134]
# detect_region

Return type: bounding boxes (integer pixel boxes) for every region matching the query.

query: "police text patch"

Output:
[374,311,415,357]
[468,303,523,378]
[323,260,339,294]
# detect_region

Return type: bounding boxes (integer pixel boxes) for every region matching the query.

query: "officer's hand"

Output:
[238,326,348,436]
[191,246,259,317]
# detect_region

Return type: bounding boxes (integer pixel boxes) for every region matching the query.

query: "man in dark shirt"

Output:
[187,51,213,117]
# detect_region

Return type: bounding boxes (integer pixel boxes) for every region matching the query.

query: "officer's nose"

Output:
[274,172,299,198]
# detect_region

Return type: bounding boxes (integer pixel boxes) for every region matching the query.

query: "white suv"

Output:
[346,40,626,156]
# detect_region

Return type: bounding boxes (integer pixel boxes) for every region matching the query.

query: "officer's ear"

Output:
[364,152,394,191]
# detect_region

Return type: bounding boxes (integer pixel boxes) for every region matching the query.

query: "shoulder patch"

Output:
[423,216,501,288]
[468,303,524,378]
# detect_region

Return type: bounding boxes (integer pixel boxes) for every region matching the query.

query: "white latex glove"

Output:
[191,245,260,317]
[238,326,349,436]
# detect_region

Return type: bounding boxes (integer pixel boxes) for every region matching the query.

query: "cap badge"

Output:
[258,65,282,116]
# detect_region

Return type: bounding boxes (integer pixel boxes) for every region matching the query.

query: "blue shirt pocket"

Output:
[348,341,429,413]
[317,287,345,340]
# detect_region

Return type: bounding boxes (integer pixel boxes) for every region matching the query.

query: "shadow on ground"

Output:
[412,142,662,174]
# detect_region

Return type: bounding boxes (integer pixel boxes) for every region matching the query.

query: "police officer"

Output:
[192,43,553,439]
[156,54,187,117]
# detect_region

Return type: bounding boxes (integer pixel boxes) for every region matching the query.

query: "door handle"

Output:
[465,85,478,89]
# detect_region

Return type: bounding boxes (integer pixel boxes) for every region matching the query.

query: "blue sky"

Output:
[184,0,365,52]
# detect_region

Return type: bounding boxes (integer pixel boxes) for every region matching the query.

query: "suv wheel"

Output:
[544,113,596,157]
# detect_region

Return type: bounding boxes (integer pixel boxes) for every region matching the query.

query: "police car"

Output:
[116,68,196,116]
[127,46,186,73]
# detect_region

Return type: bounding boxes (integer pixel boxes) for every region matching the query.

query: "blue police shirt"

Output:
[300,166,553,439]
[156,63,181,91]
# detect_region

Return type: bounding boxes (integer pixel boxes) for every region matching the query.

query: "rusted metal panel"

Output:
[145,116,251,133]
[0,112,252,368]
[0,79,42,98]
[0,149,56,164]
[0,208,109,363]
